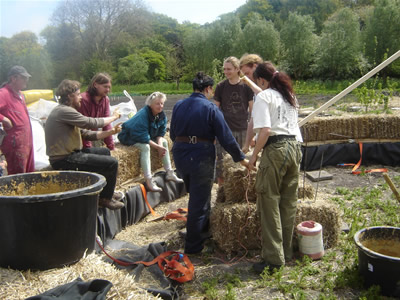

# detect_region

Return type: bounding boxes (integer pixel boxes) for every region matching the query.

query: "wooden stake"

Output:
[383,173,400,203]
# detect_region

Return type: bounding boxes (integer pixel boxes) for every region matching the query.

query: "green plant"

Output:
[202,278,219,300]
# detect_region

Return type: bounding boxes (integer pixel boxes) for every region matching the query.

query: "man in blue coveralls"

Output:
[170,72,249,254]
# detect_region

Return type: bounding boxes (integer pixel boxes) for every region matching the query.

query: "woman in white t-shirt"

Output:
[248,61,302,274]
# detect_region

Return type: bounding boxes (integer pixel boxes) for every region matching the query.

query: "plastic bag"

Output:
[28,98,58,121]
[110,99,137,143]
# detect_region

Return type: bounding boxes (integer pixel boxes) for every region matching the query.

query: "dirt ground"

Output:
[108,93,400,299]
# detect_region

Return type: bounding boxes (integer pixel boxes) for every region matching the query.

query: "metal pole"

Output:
[299,50,400,127]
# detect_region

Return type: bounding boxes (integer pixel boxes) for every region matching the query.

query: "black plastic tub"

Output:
[0,171,106,270]
[354,226,400,297]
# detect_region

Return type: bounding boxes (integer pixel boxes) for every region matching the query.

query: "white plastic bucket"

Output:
[297,220,324,260]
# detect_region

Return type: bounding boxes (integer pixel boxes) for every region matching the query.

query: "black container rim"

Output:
[0,171,106,203]
[354,226,400,262]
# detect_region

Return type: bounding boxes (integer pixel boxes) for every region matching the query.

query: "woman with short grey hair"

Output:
[118,91,183,191]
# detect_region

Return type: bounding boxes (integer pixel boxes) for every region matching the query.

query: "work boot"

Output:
[145,177,162,192]
[112,190,124,202]
[98,198,125,210]
[166,170,184,183]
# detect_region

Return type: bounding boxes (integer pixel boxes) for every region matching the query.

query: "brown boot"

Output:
[99,198,125,210]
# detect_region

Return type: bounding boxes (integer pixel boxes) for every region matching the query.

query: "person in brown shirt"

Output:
[214,56,254,185]
[45,79,123,210]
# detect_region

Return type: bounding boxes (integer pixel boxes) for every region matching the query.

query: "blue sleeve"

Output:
[119,108,150,144]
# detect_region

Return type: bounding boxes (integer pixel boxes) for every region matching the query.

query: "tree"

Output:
[280,12,318,79]
[41,24,82,85]
[165,47,184,89]
[116,53,148,84]
[80,55,115,83]
[182,27,213,77]
[314,8,368,79]
[363,0,400,76]
[208,14,243,61]
[241,15,280,63]
[0,32,53,88]
[140,49,166,81]
[236,0,274,25]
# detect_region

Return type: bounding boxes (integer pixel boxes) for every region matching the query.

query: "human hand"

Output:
[242,144,250,154]
[2,117,12,130]
[239,159,250,170]
[248,155,258,172]
[112,108,121,120]
[250,138,256,147]
[158,145,167,157]
[112,122,122,134]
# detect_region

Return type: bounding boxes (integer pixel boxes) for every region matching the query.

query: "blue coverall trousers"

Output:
[172,142,215,254]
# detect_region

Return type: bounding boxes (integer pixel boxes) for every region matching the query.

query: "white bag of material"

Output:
[30,117,50,170]
[28,98,58,121]
[110,100,137,143]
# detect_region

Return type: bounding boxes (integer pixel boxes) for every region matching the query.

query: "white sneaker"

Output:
[166,170,184,183]
[145,178,162,192]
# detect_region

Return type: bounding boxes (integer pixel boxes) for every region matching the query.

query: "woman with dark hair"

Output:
[78,73,115,150]
[248,62,302,274]
[170,72,249,254]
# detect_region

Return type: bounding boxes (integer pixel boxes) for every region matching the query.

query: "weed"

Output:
[202,277,219,300]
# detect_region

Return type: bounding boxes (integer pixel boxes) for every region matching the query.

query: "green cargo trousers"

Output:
[255,139,302,266]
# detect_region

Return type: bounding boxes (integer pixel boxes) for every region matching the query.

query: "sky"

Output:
[0,0,247,38]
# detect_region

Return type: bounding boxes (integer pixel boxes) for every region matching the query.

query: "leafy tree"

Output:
[274,0,340,33]
[182,27,213,76]
[52,0,136,60]
[80,55,115,83]
[208,14,243,61]
[116,53,148,84]
[363,0,400,76]
[140,49,166,81]
[280,12,318,79]
[241,15,280,63]
[41,24,82,85]
[236,0,274,25]
[314,7,368,79]
[165,47,184,89]
[0,32,53,88]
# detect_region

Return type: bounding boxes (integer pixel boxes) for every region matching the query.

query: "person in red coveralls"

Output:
[78,73,115,150]
[0,66,35,175]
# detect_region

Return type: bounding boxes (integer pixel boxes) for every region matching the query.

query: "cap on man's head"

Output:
[8,66,31,78]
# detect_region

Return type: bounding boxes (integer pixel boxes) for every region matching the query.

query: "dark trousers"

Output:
[51,147,118,200]
[173,142,215,254]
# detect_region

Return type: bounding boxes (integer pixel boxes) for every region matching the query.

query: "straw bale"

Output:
[221,154,257,203]
[301,115,400,143]
[211,197,340,254]
[112,134,173,187]
[0,253,159,299]
[210,202,260,254]
[295,200,341,249]
[298,183,315,199]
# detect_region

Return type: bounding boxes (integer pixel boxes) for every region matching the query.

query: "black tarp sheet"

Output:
[97,170,186,246]
[301,142,400,171]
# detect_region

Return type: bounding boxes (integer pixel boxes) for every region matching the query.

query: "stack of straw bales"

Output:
[211,155,341,255]
[301,115,400,143]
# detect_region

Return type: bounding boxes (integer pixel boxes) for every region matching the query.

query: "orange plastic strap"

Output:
[96,238,194,283]
[140,183,159,216]
[134,251,194,283]
[152,208,188,222]
[351,143,388,174]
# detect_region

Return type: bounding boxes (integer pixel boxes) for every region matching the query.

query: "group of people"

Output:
[0,54,303,274]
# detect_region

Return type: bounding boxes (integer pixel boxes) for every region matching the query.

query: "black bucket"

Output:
[354,226,400,297]
[0,171,106,270]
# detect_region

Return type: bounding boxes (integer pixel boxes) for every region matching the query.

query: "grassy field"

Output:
[93,78,398,96]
